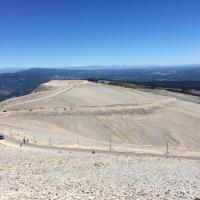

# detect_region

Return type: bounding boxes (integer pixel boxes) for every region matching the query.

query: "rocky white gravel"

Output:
[0,145,200,200]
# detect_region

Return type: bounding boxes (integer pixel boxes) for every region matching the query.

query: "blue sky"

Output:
[0,0,200,68]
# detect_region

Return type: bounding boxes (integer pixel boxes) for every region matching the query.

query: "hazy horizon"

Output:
[1,63,200,73]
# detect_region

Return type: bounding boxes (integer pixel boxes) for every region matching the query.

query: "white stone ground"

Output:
[0,145,199,200]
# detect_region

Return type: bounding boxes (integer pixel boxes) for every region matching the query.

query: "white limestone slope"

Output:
[0,80,200,153]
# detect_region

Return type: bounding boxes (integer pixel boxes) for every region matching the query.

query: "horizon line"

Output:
[1,63,200,69]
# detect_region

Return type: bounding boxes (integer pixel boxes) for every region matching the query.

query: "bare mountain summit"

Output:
[0,80,200,155]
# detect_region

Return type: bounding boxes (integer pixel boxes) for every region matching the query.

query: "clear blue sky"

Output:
[0,0,200,68]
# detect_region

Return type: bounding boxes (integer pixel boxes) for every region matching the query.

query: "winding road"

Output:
[1,135,200,161]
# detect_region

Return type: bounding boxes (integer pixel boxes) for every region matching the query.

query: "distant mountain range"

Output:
[0,67,25,74]
[0,65,200,101]
[1,64,200,72]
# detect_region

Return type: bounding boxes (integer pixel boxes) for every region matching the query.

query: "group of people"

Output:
[20,137,29,147]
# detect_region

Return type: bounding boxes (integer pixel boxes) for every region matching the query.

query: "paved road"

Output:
[1,135,200,161]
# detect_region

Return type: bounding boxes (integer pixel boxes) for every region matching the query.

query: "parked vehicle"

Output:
[0,134,5,140]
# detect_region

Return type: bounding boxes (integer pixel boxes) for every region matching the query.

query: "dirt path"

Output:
[2,81,89,108]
